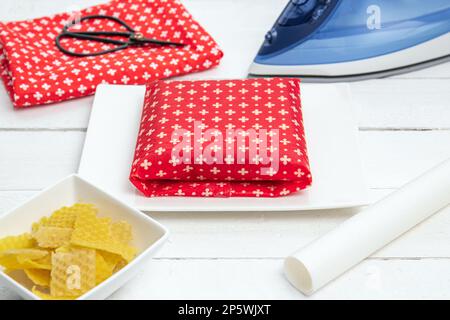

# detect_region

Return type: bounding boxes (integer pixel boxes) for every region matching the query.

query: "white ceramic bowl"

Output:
[0,174,169,300]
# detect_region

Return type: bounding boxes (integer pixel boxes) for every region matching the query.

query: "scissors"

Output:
[55,15,184,57]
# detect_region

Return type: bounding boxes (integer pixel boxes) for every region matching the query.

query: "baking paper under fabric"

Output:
[0,0,223,108]
[130,78,312,197]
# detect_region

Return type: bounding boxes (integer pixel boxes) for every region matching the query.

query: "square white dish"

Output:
[78,83,368,212]
[0,174,169,300]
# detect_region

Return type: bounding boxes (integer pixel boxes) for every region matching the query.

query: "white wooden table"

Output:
[1,0,450,300]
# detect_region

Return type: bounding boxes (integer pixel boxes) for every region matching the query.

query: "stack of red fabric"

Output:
[0,0,223,108]
[130,78,312,197]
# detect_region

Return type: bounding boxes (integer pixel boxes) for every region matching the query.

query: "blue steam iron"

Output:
[249,0,450,81]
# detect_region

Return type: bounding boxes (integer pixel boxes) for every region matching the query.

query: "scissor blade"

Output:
[64,32,128,45]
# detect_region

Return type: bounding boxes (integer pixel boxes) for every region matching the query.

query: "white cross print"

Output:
[183,145,193,152]
[238,168,249,175]
[183,166,193,172]
[202,189,213,197]
[252,155,262,164]
[156,170,167,177]
[279,188,290,196]
[196,154,206,163]
[212,116,222,123]
[252,109,262,115]
[266,116,275,122]
[239,116,249,123]
[33,92,43,100]
[169,155,181,166]
[121,76,130,84]
[155,147,166,155]
[226,95,235,101]
[175,189,185,196]
[211,144,222,152]
[210,167,220,174]
[294,169,305,177]
[280,155,291,165]
[239,88,248,94]
[77,85,87,93]
[253,189,264,197]
[225,155,234,164]
[140,159,151,170]
[225,109,235,115]
[265,167,277,176]
[197,122,207,130]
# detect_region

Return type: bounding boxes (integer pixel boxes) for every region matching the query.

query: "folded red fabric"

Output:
[0,0,223,108]
[130,78,312,197]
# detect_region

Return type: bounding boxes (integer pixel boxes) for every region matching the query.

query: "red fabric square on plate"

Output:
[0,0,223,108]
[130,78,312,197]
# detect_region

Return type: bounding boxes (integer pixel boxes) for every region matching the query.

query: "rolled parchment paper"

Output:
[284,158,450,295]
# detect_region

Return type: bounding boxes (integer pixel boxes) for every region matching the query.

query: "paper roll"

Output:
[284,158,450,295]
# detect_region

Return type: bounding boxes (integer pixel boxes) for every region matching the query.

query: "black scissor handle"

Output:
[55,33,130,57]
[56,14,184,57]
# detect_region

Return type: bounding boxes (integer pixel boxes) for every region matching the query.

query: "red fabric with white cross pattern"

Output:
[0,0,223,108]
[130,78,312,197]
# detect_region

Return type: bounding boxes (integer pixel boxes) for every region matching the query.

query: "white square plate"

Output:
[78,83,368,212]
[0,174,169,300]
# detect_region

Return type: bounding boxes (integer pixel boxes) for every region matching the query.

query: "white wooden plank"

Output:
[1,190,449,260]
[353,80,450,129]
[359,131,450,188]
[88,258,450,299]
[0,91,92,130]
[2,257,449,300]
[0,132,85,190]
[1,131,449,190]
